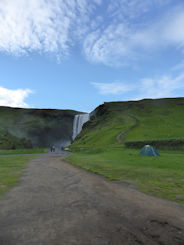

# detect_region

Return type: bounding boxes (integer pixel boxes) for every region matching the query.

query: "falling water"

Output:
[72,114,90,140]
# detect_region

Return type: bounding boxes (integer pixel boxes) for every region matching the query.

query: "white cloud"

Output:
[172,61,184,71]
[92,72,184,99]
[138,73,184,99]
[107,0,171,21]
[0,0,100,57]
[0,86,32,107]
[83,3,184,66]
[84,24,135,66]
[0,0,183,66]
[163,10,184,48]
[132,8,184,50]
[91,82,133,95]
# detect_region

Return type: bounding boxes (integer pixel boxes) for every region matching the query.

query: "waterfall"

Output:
[72,114,90,140]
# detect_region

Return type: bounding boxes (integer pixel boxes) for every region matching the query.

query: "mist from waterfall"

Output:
[72,114,90,140]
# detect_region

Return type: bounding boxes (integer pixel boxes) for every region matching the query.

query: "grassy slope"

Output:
[0,106,80,149]
[0,155,36,197]
[67,98,184,202]
[71,98,184,149]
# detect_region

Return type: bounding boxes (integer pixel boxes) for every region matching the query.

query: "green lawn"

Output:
[0,155,36,197]
[0,148,48,155]
[66,148,184,203]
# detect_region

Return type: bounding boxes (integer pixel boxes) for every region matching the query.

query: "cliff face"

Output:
[0,106,80,149]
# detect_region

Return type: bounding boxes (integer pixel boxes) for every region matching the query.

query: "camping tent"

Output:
[139,145,160,156]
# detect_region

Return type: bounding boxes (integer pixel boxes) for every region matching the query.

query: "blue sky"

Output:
[0,0,184,112]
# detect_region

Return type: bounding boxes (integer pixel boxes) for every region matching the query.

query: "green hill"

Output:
[2,97,184,150]
[71,97,184,150]
[67,98,184,202]
[0,106,79,149]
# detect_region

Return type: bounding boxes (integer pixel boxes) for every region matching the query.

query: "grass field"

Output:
[0,155,36,197]
[66,148,184,203]
[0,148,48,155]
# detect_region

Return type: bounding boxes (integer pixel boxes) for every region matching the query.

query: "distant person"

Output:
[50,146,53,152]
[52,145,55,152]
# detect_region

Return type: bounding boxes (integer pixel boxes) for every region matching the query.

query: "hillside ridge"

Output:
[71,97,184,149]
[1,97,184,150]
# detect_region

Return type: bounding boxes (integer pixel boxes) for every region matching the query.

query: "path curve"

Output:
[0,153,184,244]
[116,115,140,144]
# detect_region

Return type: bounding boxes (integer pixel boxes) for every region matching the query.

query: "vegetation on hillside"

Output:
[0,106,80,149]
[71,98,184,150]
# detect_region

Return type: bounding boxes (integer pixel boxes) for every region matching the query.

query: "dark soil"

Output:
[0,153,184,245]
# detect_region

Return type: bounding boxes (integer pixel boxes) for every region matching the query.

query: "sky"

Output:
[0,0,184,112]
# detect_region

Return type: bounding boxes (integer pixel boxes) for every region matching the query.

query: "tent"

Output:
[139,145,160,156]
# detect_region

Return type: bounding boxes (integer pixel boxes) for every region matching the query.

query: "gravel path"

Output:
[0,153,184,245]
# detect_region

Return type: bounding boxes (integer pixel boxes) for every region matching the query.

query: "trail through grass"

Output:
[0,155,36,197]
[66,148,184,203]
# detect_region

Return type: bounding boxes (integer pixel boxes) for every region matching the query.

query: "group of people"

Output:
[50,145,65,152]
[50,145,55,152]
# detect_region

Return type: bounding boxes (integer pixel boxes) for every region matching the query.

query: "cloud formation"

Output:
[92,72,184,99]
[138,73,184,99]
[0,0,100,57]
[0,86,32,107]
[83,2,184,66]
[91,82,133,94]
[0,0,183,67]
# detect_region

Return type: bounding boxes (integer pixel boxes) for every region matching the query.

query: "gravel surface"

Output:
[0,153,184,245]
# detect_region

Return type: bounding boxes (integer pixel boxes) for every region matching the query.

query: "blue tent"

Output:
[139,145,160,156]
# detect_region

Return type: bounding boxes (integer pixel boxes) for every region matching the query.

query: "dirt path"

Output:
[0,153,184,245]
[116,115,140,144]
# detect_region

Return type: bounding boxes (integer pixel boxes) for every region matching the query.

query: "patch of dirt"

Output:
[0,185,6,188]
[164,178,173,182]
[176,194,184,199]
[114,179,137,189]
[140,219,184,245]
[13,170,24,174]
